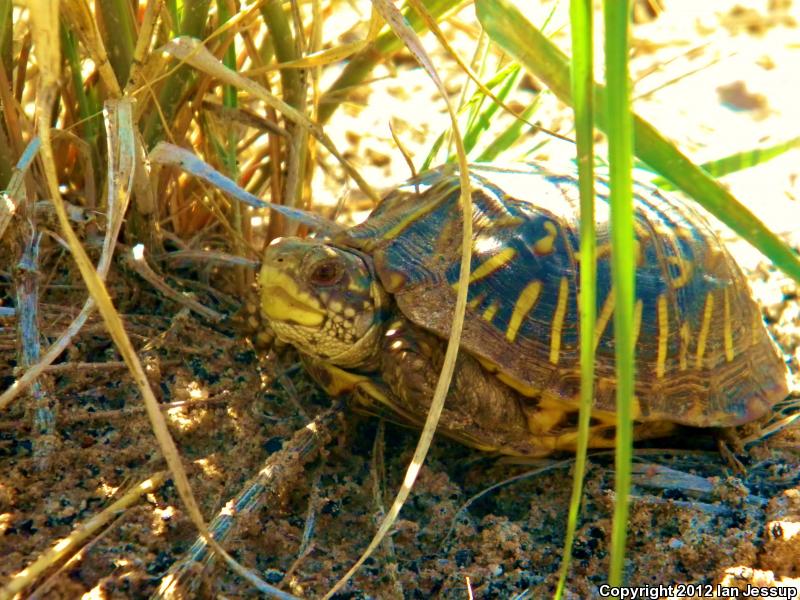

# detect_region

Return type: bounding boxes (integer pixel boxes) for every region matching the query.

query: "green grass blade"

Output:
[0,0,11,80]
[554,0,595,598]
[318,0,465,124]
[60,24,102,171]
[475,96,541,162]
[143,0,212,146]
[422,63,523,169]
[260,0,303,109]
[475,0,800,284]
[460,64,522,155]
[217,0,244,290]
[651,136,800,190]
[0,0,10,186]
[604,0,635,588]
[217,0,239,172]
[96,0,136,86]
[457,30,491,152]
[165,0,180,34]
[421,130,447,172]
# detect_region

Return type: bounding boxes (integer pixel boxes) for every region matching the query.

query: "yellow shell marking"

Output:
[525,396,570,435]
[594,288,616,351]
[482,301,500,323]
[468,294,484,310]
[723,287,734,362]
[381,192,450,241]
[452,247,517,289]
[667,256,694,289]
[695,292,714,368]
[506,280,542,342]
[549,277,569,365]
[633,298,643,345]
[385,271,406,292]
[679,322,690,370]
[494,369,537,396]
[596,243,611,260]
[533,221,558,255]
[492,216,525,227]
[656,294,668,379]
[574,243,608,262]
[634,221,650,240]
[583,241,639,264]
[633,240,642,266]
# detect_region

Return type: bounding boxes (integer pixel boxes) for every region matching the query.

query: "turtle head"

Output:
[258,237,389,368]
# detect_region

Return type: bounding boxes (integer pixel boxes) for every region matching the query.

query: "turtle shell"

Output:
[341,163,788,427]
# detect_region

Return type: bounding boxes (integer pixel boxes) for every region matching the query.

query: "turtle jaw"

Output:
[258,237,388,369]
[259,266,326,327]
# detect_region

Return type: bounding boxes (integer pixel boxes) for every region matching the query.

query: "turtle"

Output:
[257,162,790,457]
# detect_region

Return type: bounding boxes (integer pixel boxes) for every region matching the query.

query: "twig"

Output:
[125,245,225,322]
[28,513,128,600]
[15,230,58,468]
[625,494,736,517]
[442,458,575,549]
[0,471,168,600]
[0,385,228,429]
[0,137,41,242]
[159,248,259,269]
[370,420,404,597]
[0,101,135,412]
[282,476,321,587]
[36,359,177,372]
[630,462,713,497]
[742,394,800,444]
[151,406,340,600]
[298,474,321,558]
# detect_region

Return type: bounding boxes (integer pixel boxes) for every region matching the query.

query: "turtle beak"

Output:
[259,270,325,326]
[259,240,326,327]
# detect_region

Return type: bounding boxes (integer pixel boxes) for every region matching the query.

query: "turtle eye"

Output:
[310,260,343,286]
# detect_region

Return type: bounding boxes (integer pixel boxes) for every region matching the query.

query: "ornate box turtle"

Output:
[257,163,789,457]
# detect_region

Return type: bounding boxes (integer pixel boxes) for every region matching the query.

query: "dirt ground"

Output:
[2,1,800,598]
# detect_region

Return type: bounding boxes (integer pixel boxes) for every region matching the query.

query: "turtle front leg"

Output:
[379,317,540,455]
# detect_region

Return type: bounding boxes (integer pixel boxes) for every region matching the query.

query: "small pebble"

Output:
[668,538,685,550]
